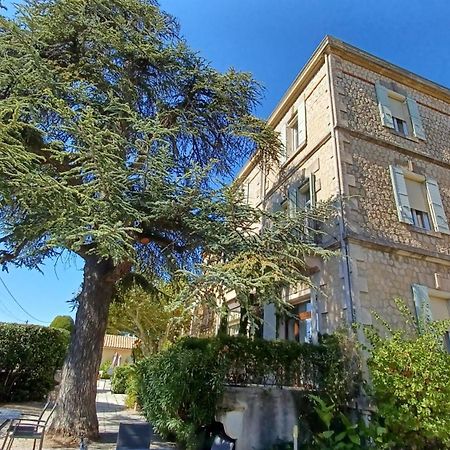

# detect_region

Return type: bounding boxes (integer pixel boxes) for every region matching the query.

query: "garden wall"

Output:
[217,386,302,450]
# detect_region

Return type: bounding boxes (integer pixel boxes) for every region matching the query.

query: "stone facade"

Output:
[235,36,450,339]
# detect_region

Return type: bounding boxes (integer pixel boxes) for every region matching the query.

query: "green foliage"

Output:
[0,0,281,273]
[0,323,69,401]
[300,395,389,450]
[136,335,360,449]
[124,369,140,408]
[108,277,190,356]
[111,364,135,394]
[138,340,224,449]
[363,298,450,449]
[99,360,112,379]
[49,315,75,333]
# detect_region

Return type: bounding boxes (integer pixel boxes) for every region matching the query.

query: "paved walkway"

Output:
[1,381,177,449]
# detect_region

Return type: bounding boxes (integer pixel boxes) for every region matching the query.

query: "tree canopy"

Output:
[107,275,189,355]
[0,0,279,276]
[50,315,75,333]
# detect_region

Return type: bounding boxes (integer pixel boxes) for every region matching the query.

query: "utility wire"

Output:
[0,275,49,324]
[0,295,25,323]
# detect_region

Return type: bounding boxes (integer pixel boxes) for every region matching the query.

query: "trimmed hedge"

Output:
[111,365,135,394]
[137,334,359,449]
[0,323,70,401]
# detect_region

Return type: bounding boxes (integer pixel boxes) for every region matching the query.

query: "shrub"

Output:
[0,323,69,401]
[124,370,140,409]
[364,299,450,449]
[137,335,359,449]
[111,365,134,394]
[49,315,75,333]
[99,360,112,379]
[138,342,224,449]
[299,395,389,450]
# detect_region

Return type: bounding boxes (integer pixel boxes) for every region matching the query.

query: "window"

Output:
[283,99,306,161]
[404,176,432,230]
[375,82,426,140]
[286,115,299,156]
[389,94,410,136]
[285,176,317,240]
[390,166,450,234]
[285,301,312,343]
[429,291,450,352]
[412,284,450,352]
[298,181,312,210]
[227,308,241,337]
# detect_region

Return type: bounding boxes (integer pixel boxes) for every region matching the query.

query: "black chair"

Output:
[116,422,153,450]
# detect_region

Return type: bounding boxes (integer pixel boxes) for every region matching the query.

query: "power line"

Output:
[0,275,49,324]
[0,295,25,323]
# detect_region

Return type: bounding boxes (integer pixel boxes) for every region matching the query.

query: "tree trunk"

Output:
[48,256,121,441]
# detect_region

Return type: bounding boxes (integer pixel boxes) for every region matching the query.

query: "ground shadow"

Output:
[96,401,127,413]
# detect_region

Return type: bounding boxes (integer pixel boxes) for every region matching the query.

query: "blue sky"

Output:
[1,0,449,324]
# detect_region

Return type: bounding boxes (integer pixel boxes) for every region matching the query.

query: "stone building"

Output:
[232,36,450,344]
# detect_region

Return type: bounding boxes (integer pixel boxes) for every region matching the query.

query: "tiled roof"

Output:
[103,333,137,349]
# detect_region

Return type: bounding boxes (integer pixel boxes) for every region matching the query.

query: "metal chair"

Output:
[2,402,57,450]
[115,422,153,450]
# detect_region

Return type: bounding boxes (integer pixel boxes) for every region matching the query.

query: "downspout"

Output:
[325,52,355,325]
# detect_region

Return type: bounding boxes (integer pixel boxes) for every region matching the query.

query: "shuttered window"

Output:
[390,166,449,233]
[375,82,426,140]
[412,284,450,350]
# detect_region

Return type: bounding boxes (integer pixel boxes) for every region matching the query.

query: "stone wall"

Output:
[328,52,450,330]
[341,133,450,257]
[349,243,450,328]
[332,56,450,164]
[217,386,302,450]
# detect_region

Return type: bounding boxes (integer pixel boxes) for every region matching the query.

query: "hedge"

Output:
[111,365,135,394]
[137,334,359,449]
[0,323,70,401]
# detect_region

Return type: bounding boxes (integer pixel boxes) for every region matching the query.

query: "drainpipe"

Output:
[325,52,355,325]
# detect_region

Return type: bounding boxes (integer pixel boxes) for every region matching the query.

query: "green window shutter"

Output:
[288,186,297,217]
[426,178,450,234]
[375,82,394,128]
[412,284,432,331]
[309,173,316,207]
[298,99,306,147]
[406,97,426,140]
[389,165,413,224]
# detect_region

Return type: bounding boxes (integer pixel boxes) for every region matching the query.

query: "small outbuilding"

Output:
[101,333,137,366]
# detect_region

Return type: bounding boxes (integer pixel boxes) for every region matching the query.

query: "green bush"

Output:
[0,323,69,401]
[99,360,112,379]
[124,369,140,408]
[49,315,75,333]
[364,299,450,449]
[111,365,135,394]
[137,335,359,449]
[299,395,389,450]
